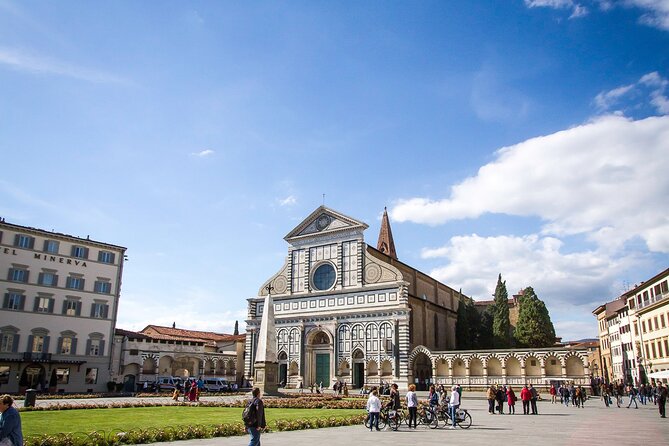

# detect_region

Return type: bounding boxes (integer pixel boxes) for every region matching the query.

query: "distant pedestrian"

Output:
[487,385,497,414]
[529,384,538,415]
[448,385,460,429]
[658,382,667,418]
[520,385,531,415]
[507,386,517,414]
[626,385,638,409]
[366,389,381,431]
[550,384,557,404]
[406,384,418,429]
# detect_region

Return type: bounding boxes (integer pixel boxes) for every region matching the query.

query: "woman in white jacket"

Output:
[366,389,382,431]
[449,386,460,429]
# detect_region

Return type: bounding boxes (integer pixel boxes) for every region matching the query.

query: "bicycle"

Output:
[416,404,439,429]
[365,405,403,431]
[440,406,472,429]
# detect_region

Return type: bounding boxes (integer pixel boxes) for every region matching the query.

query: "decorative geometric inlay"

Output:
[364,264,382,283]
[273,275,288,294]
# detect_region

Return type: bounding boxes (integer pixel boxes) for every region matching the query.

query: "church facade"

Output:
[244,206,463,390]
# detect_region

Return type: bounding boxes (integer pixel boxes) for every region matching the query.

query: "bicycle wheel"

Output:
[378,412,388,429]
[390,414,401,431]
[457,412,472,429]
[426,408,439,429]
[364,413,370,429]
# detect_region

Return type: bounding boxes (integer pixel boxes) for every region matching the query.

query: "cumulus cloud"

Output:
[625,0,669,30]
[524,0,589,19]
[0,46,128,84]
[191,149,215,157]
[595,71,669,114]
[392,114,669,253]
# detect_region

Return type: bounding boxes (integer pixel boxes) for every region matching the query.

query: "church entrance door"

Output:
[354,363,364,388]
[279,363,288,386]
[315,353,330,387]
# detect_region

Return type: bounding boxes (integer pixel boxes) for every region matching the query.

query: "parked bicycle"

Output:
[364,405,403,430]
[437,405,472,429]
[416,403,439,429]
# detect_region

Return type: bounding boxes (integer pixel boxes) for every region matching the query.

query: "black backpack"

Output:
[242,399,257,426]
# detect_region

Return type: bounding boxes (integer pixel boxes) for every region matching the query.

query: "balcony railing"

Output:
[638,290,669,310]
[23,352,52,361]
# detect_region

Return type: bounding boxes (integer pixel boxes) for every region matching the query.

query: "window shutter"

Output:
[99,340,105,356]
[3,293,8,308]
[83,247,89,259]
[28,237,35,249]
[19,295,25,310]
[33,297,40,312]
[62,300,68,314]
[13,234,20,246]
[103,305,109,319]
[86,339,92,356]
[24,270,30,283]
[12,334,19,353]
[71,337,78,355]
[76,301,82,316]
[27,335,34,352]
[90,305,95,317]
[70,246,76,256]
[43,240,50,251]
[6,269,12,281]
[80,279,85,290]
[57,337,63,354]
[53,275,59,287]
[38,273,44,284]
[109,252,115,264]
[66,277,71,288]
[43,336,50,353]
[48,298,54,313]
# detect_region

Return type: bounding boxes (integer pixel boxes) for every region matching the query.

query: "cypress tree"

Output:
[477,307,495,349]
[514,287,556,347]
[492,274,511,348]
[233,320,239,336]
[456,293,471,350]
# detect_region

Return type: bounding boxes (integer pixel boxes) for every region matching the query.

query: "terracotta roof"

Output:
[140,325,244,343]
[115,328,151,339]
[377,207,397,260]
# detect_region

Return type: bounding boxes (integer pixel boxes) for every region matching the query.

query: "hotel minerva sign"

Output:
[1,248,88,267]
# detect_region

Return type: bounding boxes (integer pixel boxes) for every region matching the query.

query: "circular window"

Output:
[312,263,336,291]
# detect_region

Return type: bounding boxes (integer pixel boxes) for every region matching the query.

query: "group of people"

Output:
[171,378,203,402]
[486,384,538,415]
[332,380,349,396]
[549,383,587,408]
[599,380,668,417]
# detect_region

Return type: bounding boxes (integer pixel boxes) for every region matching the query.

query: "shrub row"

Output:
[24,415,367,446]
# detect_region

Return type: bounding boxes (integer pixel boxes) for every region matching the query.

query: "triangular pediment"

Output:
[284,206,369,242]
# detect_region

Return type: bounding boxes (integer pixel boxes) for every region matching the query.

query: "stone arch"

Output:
[487,356,503,376]
[289,360,299,376]
[158,355,173,375]
[141,355,158,374]
[544,354,561,376]
[366,359,379,376]
[565,354,585,376]
[436,357,449,376]
[409,346,433,391]
[524,354,541,376]
[307,328,333,345]
[408,345,434,366]
[278,351,288,361]
[505,355,522,376]
[380,359,393,377]
[469,356,484,376]
[452,356,466,376]
[338,358,351,376]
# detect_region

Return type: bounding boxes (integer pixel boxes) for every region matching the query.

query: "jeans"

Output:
[450,404,459,427]
[522,400,530,414]
[369,412,379,430]
[530,398,538,414]
[247,427,261,446]
[407,406,417,428]
[627,395,638,408]
[488,399,495,413]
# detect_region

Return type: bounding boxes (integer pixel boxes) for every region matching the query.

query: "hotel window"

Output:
[0,332,17,353]
[664,340,669,357]
[38,272,58,287]
[34,296,54,313]
[2,293,24,310]
[58,333,77,355]
[60,337,72,354]
[66,276,85,290]
[98,251,115,264]
[8,268,29,283]
[62,299,81,316]
[342,241,358,287]
[291,249,306,292]
[655,317,659,330]
[642,321,647,333]
[43,240,60,254]
[86,335,105,356]
[30,334,48,353]
[56,368,70,384]
[91,303,109,319]
[14,234,35,249]
[662,314,666,328]
[661,280,668,293]
[71,245,89,259]
[85,368,98,384]
[651,343,657,358]
[94,280,111,294]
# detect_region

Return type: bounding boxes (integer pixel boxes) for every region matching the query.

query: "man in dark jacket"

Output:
[529,384,539,415]
[0,395,22,446]
[658,382,667,418]
[245,387,266,446]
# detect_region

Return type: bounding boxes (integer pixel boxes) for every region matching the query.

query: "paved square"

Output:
[160,397,669,446]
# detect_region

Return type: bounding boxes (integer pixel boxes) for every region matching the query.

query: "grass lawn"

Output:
[22,407,363,437]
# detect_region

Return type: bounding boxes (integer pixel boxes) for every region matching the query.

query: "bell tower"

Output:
[377,207,398,260]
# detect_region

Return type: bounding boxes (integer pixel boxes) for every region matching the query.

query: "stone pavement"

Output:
[155,398,669,446]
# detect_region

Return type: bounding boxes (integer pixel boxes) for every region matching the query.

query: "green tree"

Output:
[455,295,470,350]
[476,307,494,349]
[514,287,556,347]
[492,274,511,348]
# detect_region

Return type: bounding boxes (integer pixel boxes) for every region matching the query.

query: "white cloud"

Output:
[392,114,669,253]
[277,195,297,206]
[524,0,589,19]
[0,46,128,84]
[191,149,215,157]
[625,0,669,30]
[595,71,669,114]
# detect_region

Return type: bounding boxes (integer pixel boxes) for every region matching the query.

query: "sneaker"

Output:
[449,426,456,429]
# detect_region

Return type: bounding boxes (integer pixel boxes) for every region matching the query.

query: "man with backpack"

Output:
[243,388,266,446]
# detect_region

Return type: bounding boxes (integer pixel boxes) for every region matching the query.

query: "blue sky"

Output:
[1,0,668,341]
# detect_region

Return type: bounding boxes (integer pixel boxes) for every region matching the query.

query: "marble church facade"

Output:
[244,206,591,391]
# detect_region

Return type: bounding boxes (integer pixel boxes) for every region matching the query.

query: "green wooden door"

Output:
[315,353,330,387]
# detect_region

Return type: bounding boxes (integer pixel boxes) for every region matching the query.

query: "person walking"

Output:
[520,385,531,415]
[406,384,418,429]
[496,385,506,414]
[658,382,667,418]
[626,385,638,409]
[550,384,557,404]
[366,389,382,431]
[507,386,517,414]
[244,387,266,446]
[448,385,460,429]
[0,395,23,446]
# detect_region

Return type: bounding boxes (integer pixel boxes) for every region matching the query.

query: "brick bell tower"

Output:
[377,207,398,260]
